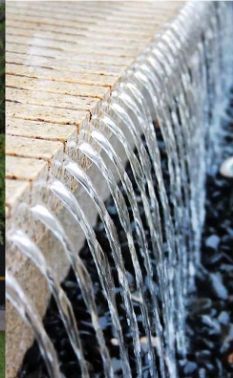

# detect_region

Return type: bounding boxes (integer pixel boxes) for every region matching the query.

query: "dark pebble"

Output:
[200,315,221,335]
[183,361,197,374]
[218,311,230,325]
[195,349,211,364]
[199,367,207,378]
[205,234,220,251]
[209,272,228,300]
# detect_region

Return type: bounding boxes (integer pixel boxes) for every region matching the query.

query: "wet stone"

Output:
[183,361,197,375]
[199,368,207,378]
[218,311,230,326]
[205,235,220,251]
[208,273,228,300]
[195,350,211,364]
[220,156,233,178]
[199,315,221,336]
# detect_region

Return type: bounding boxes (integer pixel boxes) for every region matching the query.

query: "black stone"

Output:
[205,235,220,251]
[183,361,197,375]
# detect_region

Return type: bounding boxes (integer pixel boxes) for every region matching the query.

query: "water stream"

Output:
[8,229,89,378]
[6,271,62,378]
[7,2,233,377]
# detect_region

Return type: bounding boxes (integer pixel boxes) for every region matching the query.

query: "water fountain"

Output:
[6,1,233,377]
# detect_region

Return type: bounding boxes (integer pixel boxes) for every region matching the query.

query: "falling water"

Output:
[77,141,160,377]
[105,96,178,364]
[6,271,62,378]
[45,179,131,377]
[82,129,167,367]
[8,229,90,378]
[64,159,143,376]
[82,125,171,373]
[31,201,118,378]
[7,2,233,377]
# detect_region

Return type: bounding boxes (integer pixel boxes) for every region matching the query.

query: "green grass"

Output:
[0,332,4,377]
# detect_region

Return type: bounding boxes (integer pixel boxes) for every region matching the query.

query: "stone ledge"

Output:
[6,1,185,377]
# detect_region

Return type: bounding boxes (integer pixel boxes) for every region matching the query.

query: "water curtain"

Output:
[6,2,233,377]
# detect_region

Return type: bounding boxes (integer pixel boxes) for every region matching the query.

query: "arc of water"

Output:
[154,37,193,195]
[132,59,184,245]
[116,67,189,357]
[88,127,176,376]
[110,98,172,302]
[87,127,165,322]
[110,99,163,244]
[98,109,164,271]
[117,79,177,277]
[159,12,217,254]
[118,79,179,264]
[112,93,172,258]
[102,101,177,366]
[111,90,166,242]
[145,2,216,346]
[160,42,200,288]
[78,141,163,378]
[47,180,132,378]
[127,61,187,273]
[122,77,175,240]
[131,23,200,348]
[162,29,207,248]
[8,229,90,378]
[126,70,186,334]
[6,270,62,378]
[88,127,162,302]
[64,159,143,377]
[161,27,204,233]
[30,203,115,378]
[121,67,186,354]
[154,28,206,273]
[177,4,216,144]
[130,53,191,306]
